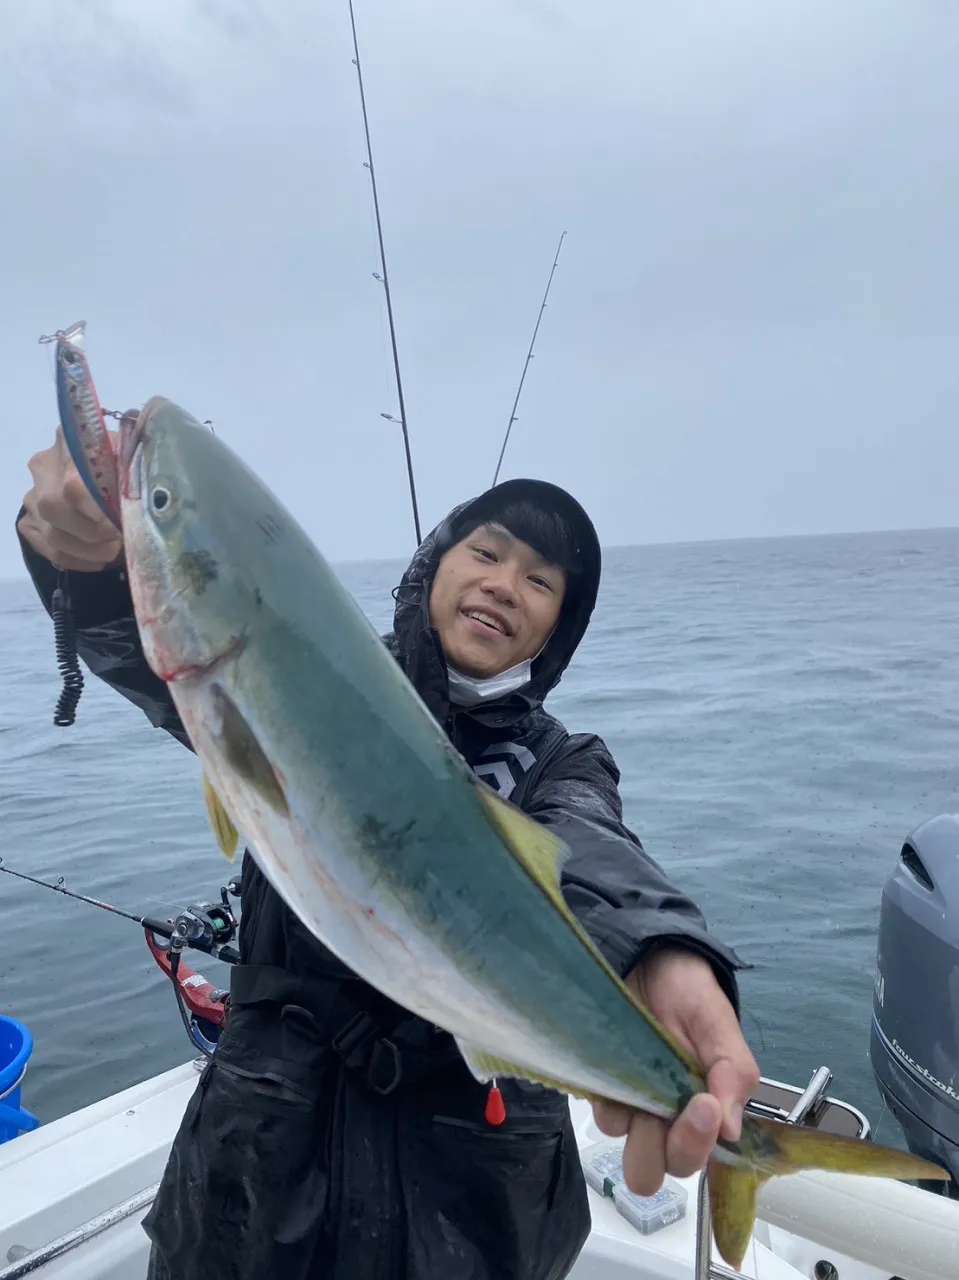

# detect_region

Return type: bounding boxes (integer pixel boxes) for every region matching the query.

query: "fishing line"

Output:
[873,1096,888,1144]
[742,1008,767,1053]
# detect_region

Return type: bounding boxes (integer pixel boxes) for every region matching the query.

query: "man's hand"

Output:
[18,427,124,572]
[592,948,760,1197]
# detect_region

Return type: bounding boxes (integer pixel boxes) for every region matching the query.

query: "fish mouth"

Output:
[119,408,146,501]
[147,623,249,686]
[119,395,178,501]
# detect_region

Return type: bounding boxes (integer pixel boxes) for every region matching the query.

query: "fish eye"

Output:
[150,486,173,516]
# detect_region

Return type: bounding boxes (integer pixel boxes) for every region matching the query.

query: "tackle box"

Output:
[580,1139,689,1237]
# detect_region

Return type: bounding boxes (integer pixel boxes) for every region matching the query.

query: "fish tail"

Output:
[706,1162,761,1272]
[707,1117,950,1270]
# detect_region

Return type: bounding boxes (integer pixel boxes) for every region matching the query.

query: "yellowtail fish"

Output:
[118,396,950,1270]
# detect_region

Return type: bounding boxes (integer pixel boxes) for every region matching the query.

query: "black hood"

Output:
[390,479,601,718]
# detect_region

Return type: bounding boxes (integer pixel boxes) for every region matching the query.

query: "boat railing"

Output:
[0,1185,160,1280]
[695,1065,837,1280]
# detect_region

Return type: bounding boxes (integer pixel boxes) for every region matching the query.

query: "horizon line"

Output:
[2,519,958,585]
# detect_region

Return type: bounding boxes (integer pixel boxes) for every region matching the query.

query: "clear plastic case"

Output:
[581,1138,689,1236]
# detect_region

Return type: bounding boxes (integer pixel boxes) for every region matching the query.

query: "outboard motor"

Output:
[870,814,959,1196]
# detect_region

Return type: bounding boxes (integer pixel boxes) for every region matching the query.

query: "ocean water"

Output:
[2,528,959,1147]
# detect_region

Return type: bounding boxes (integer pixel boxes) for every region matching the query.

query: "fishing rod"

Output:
[347,0,422,546]
[0,857,240,962]
[1,857,243,1057]
[491,230,567,488]
[0,858,172,934]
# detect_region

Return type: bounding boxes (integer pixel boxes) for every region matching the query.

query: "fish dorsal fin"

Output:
[475,782,572,919]
[202,771,239,861]
[475,779,705,1077]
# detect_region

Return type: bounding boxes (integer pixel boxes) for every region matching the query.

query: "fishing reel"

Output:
[167,877,241,964]
[158,876,242,1060]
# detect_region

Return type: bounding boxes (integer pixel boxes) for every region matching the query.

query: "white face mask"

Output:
[446,658,533,707]
[445,622,558,707]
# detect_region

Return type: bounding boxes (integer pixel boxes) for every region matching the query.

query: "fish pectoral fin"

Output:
[706,1162,766,1271]
[202,771,239,861]
[474,784,572,919]
[454,1039,597,1102]
[211,684,289,818]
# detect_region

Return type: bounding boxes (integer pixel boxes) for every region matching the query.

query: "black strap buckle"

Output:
[280,1003,323,1043]
[366,1038,403,1095]
[331,1011,377,1062]
[331,1011,404,1095]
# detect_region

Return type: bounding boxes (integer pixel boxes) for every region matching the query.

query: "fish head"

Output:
[118,396,251,686]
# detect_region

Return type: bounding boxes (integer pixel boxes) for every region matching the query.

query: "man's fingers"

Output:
[19,528,102,573]
[596,1092,725,1197]
[30,433,112,528]
[19,505,121,572]
[706,1057,759,1142]
[33,494,115,545]
[592,1099,631,1138]
[27,445,58,490]
[664,1092,722,1178]
[21,427,122,570]
[51,549,113,572]
[53,424,73,468]
[47,526,122,564]
[62,472,111,526]
[33,463,118,542]
[621,1112,667,1197]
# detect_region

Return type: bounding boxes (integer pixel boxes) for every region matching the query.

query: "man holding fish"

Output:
[16,409,943,1279]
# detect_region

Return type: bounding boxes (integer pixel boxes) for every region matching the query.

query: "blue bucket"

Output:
[0,1016,39,1144]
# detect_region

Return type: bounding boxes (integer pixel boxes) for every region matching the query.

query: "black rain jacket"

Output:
[18,478,744,1280]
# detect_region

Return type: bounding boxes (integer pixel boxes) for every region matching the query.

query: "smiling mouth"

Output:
[462,608,512,637]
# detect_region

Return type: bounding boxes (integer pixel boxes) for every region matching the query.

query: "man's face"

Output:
[429,521,567,679]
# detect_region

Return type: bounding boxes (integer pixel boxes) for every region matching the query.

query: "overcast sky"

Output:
[1,0,956,578]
